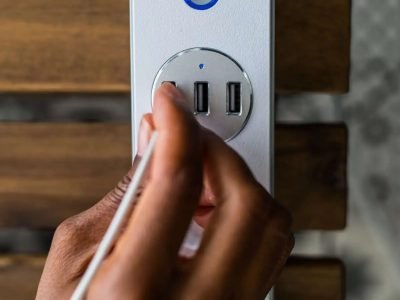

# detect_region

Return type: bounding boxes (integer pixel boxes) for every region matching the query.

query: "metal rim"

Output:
[152,47,253,142]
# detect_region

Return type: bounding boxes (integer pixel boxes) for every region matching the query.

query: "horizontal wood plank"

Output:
[276,124,348,230]
[0,256,344,300]
[276,0,351,93]
[0,123,347,230]
[275,258,345,300]
[0,256,44,300]
[0,0,350,93]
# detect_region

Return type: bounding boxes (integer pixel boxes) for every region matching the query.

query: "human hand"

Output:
[36,83,294,300]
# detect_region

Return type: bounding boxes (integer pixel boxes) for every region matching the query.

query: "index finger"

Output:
[110,84,204,294]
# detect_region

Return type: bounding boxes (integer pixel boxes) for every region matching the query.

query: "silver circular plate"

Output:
[152,48,253,141]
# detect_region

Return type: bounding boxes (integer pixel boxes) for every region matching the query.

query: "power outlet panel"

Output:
[131,1,274,298]
[152,48,253,141]
[131,0,274,192]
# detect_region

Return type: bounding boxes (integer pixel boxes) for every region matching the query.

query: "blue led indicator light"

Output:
[199,64,205,70]
[184,0,219,11]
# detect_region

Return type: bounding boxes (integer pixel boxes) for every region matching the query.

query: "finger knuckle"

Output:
[233,183,274,224]
[105,174,133,208]
[53,215,86,246]
[230,183,294,238]
[270,203,293,232]
[228,184,271,229]
[154,164,203,199]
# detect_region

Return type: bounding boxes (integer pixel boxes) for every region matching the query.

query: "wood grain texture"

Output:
[275,258,345,300]
[0,0,130,92]
[0,0,350,93]
[276,124,348,230]
[276,0,351,93]
[0,256,44,300]
[0,256,344,300]
[0,123,347,230]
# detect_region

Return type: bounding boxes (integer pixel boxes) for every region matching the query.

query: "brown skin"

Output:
[36,83,294,300]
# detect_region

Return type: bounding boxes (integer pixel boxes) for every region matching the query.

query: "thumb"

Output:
[57,115,155,246]
[42,116,155,286]
[102,114,154,210]
[95,114,155,223]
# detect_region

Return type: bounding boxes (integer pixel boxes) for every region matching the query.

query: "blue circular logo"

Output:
[184,0,219,10]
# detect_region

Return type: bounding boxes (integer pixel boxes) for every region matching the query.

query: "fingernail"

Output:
[138,116,153,156]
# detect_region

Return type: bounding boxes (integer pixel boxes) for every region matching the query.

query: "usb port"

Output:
[194,82,209,114]
[227,82,241,115]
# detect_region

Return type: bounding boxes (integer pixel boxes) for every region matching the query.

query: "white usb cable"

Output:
[70,130,204,300]
[71,132,159,300]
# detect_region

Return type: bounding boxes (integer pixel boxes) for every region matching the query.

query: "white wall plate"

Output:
[131,1,274,297]
[131,0,274,192]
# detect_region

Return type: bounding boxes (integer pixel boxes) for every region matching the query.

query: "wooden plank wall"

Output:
[276,0,351,93]
[276,124,348,230]
[0,0,350,93]
[0,256,344,300]
[0,0,351,299]
[0,123,347,231]
[275,258,345,300]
